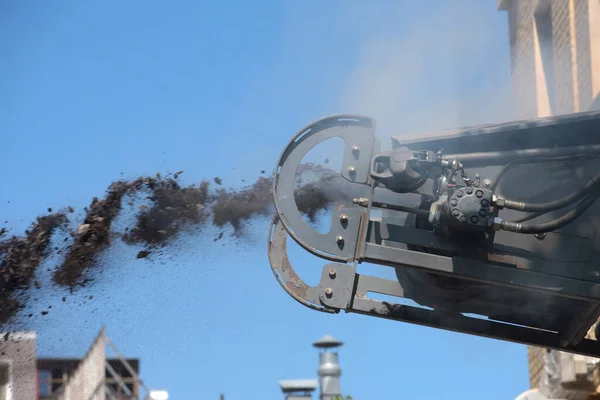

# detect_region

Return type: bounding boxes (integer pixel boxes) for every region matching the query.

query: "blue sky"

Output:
[0,1,528,399]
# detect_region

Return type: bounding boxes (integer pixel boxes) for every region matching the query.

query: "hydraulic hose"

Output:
[500,188,600,234]
[511,211,545,223]
[500,170,600,213]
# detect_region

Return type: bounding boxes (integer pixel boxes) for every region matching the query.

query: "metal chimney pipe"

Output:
[313,335,343,400]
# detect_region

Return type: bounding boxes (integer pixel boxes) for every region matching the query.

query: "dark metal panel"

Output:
[363,243,600,302]
[350,297,600,358]
[391,109,600,154]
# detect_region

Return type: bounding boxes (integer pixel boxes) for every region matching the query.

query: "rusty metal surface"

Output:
[317,264,355,310]
[268,215,337,313]
[350,295,600,359]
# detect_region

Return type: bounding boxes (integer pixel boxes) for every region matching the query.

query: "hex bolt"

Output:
[594,271,600,279]
[325,288,333,298]
[352,145,360,153]
[336,235,344,244]
[483,178,492,188]
[340,214,349,223]
[329,268,337,278]
[535,233,547,240]
[475,173,481,178]
[348,166,356,174]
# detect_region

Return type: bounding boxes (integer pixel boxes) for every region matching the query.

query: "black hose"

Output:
[510,211,545,223]
[501,170,600,212]
[500,188,600,234]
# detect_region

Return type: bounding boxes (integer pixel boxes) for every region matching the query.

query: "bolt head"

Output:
[352,145,360,152]
[348,166,356,174]
[336,235,344,244]
[492,217,502,231]
[340,214,349,223]
[594,271,600,278]
[483,178,492,188]
[325,288,333,297]
[329,268,337,278]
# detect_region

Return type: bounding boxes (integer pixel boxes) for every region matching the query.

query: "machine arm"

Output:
[268,111,600,358]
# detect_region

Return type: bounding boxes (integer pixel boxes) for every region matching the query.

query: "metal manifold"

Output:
[268,110,600,358]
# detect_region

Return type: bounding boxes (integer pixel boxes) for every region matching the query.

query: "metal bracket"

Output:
[318,264,355,310]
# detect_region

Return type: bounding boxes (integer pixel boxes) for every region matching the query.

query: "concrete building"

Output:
[498,0,600,119]
[498,1,600,399]
[0,332,37,399]
[0,327,165,400]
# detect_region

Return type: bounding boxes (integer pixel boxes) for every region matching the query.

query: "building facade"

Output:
[0,327,153,400]
[0,332,38,399]
[498,1,600,398]
[498,0,600,119]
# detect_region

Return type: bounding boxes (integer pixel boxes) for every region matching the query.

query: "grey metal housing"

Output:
[268,110,600,358]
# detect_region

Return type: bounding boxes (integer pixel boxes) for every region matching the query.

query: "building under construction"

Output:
[0,327,166,400]
[498,0,600,399]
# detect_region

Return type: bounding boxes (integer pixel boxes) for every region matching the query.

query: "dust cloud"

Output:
[338,1,514,141]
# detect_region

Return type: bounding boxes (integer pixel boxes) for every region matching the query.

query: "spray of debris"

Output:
[0,213,69,323]
[0,163,354,326]
[53,180,144,288]
[122,177,210,247]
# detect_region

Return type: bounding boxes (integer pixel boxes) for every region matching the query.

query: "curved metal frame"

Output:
[272,114,378,262]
